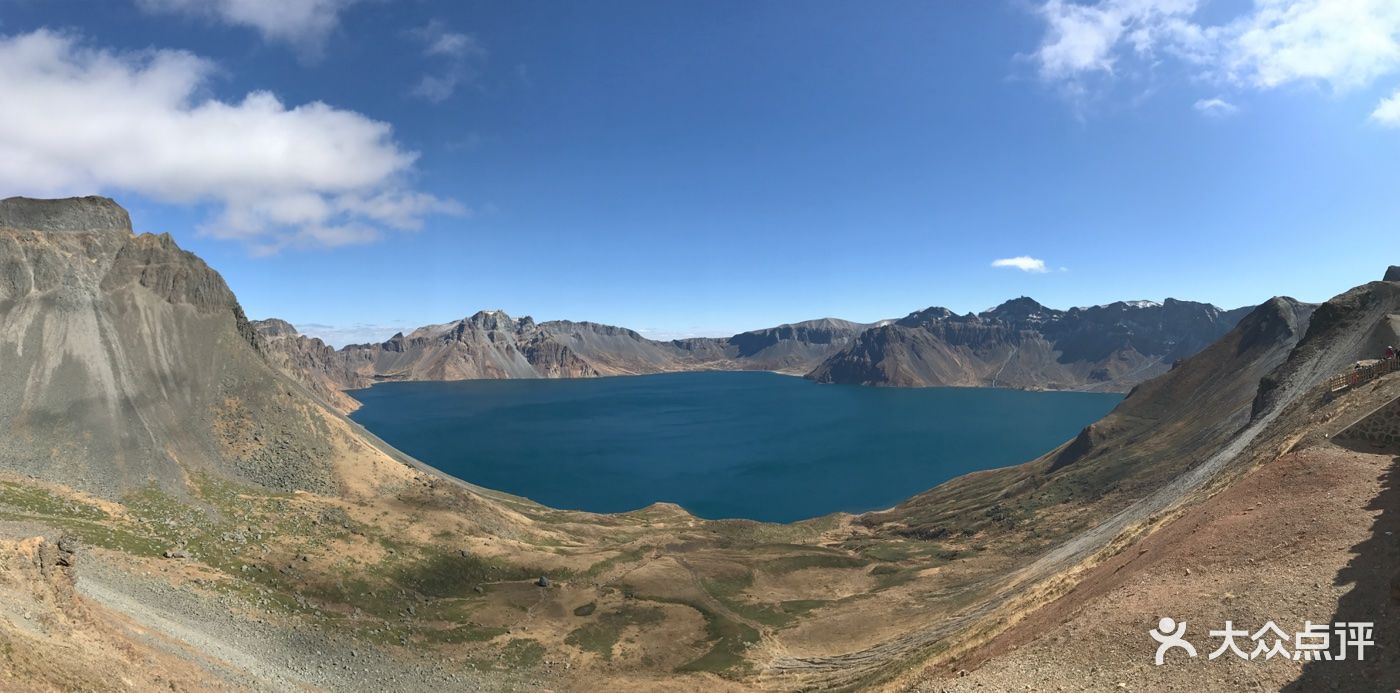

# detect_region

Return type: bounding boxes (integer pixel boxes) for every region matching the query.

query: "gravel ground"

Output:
[75,551,548,692]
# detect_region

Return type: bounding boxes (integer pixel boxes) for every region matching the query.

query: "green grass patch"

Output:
[675,604,760,675]
[565,605,664,660]
[500,639,546,669]
[778,599,827,615]
[582,546,647,577]
[392,550,545,599]
[761,553,868,575]
[422,623,508,644]
[0,482,108,521]
[870,563,919,589]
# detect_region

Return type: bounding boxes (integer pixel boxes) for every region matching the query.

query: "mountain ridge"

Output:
[808,295,1255,392]
[252,311,877,410]
[257,296,1255,412]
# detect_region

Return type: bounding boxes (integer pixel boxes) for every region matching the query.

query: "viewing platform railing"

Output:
[1327,358,1398,394]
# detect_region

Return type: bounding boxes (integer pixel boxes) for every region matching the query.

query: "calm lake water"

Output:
[349,372,1121,523]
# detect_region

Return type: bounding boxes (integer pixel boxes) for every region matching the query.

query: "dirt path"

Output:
[990,344,1020,388]
[75,552,528,692]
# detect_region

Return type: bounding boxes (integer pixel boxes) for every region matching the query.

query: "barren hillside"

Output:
[809,297,1252,393]
[253,314,871,412]
[0,197,1391,691]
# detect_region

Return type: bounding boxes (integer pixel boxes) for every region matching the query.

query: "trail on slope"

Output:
[760,294,1372,690]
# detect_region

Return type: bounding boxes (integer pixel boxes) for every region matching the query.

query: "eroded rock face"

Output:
[1385,265,1400,283]
[0,196,131,234]
[0,197,338,497]
[257,294,1266,413]
[252,314,875,412]
[808,298,1257,392]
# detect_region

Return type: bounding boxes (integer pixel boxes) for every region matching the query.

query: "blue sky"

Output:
[2,1,1398,345]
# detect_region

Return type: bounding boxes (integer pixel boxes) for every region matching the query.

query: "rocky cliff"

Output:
[252,313,873,410]
[808,297,1253,392]
[0,196,343,496]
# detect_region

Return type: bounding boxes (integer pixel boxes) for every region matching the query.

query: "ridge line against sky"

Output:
[0,0,1397,344]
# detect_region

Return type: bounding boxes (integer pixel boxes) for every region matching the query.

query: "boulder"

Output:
[55,535,79,567]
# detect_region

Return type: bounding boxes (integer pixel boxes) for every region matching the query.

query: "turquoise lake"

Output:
[348,372,1121,523]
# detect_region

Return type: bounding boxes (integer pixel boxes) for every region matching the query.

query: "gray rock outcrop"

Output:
[0,197,339,497]
[808,297,1256,392]
[252,314,873,411]
[0,196,132,234]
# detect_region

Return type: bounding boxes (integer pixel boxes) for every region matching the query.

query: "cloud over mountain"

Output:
[0,29,462,253]
[992,256,1050,273]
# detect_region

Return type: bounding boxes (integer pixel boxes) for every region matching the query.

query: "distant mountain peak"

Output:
[988,296,1044,311]
[252,318,299,338]
[896,306,955,327]
[1122,299,1162,309]
[980,296,1059,323]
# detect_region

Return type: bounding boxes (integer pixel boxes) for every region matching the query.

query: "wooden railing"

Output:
[1327,358,1398,393]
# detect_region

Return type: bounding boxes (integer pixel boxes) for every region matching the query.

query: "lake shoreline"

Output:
[349,371,1122,523]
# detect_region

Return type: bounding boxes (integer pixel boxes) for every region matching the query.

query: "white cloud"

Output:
[411,20,484,60]
[1373,88,1400,126]
[1193,96,1239,116]
[411,74,462,103]
[1030,0,1400,119]
[137,0,357,56]
[0,29,463,253]
[407,20,485,103]
[1034,0,1201,80]
[1227,0,1400,89]
[991,256,1050,273]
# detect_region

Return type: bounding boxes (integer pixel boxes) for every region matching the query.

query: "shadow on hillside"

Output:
[1281,454,1400,692]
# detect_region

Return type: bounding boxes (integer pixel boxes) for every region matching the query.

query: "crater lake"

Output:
[348,372,1122,523]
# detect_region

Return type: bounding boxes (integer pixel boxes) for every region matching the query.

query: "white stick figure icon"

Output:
[1150,617,1197,665]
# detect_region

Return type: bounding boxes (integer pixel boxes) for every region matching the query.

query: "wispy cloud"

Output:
[136,0,358,59]
[1373,89,1400,127]
[1028,0,1400,121]
[0,29,463,254]
[1193,96,1238,116]
[991,256,1050,273]
[407,20,486,103]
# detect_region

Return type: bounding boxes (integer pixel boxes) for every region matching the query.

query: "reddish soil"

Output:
[912,443,1400,692]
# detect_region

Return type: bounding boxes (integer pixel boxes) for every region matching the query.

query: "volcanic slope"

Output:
[809,297,1252,392]
[910,272,1400,692]
[252,314,871,411]
[0,196,350,496]
[0,196,1390,692]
